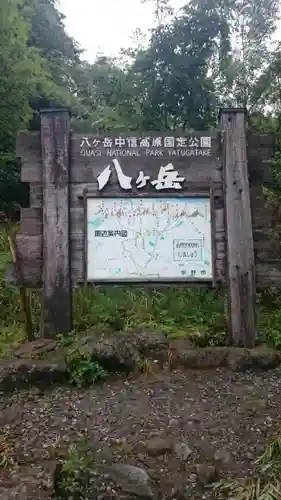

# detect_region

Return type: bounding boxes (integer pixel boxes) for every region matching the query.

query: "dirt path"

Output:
[1,367,281,499]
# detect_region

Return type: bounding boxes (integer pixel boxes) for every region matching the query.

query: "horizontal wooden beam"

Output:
[16,233,84,288]
[15,230,227,288]
[19,204,226,240]
[20,207,83,235]
[17,132,41,183]
[253,229,281,260]
[247,133,275,147]
[10,243,281,291]
[16,234,42,287]
[16,230,280,287]
[20,208,43,235]
[18,136,274,188]
[20,162,223,186]
[256,261,281,287]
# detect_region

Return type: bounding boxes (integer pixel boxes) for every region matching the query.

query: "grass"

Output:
[72,285,226,338]
[55,441,97,499]
[1,224,281,358]
[0,226,26,356]
[212,432,281,499]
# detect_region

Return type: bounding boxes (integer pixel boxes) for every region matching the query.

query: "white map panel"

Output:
[87,197,213,281]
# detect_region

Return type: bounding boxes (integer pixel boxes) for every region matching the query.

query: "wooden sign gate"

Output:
[15,108,277,346]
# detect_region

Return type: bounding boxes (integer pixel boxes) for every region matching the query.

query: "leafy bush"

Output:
[72,285,225,340]
[56,444,93,499]
[58,333,107,386]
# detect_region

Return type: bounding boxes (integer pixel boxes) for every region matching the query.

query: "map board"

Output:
[16,109,263,344]
[87,197,213,282]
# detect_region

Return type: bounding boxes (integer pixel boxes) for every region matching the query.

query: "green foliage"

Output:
[56,444,93,499]
[0,0,36,149]
[0,325,25,359]
[72,286,225,340]
[208,0,281,109]
[73,57,144,133]
[0,227,20,325]
[0,224,39,355]
[130,4,221,130]
[58,333,107,387]
[0,0,74,211]
[22,0,81,87]
[0,0,38,194]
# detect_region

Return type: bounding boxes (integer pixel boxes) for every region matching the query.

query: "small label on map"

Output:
[173,239,203,261]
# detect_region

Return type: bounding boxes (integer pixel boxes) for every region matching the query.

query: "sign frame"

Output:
[82,188,217,286]
[16,108,268,346]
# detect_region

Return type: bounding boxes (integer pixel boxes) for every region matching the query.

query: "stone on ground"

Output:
[103,464,154,498]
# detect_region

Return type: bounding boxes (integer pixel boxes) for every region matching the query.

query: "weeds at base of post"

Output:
[0,211,34,342]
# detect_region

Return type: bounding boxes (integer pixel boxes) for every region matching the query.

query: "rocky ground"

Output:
[1,364,281,499]
[1,333,281,499]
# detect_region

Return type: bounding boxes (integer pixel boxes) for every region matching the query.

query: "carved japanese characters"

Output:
[97,160,185,191]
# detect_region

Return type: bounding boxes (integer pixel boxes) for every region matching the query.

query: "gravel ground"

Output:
[1,367,281,499]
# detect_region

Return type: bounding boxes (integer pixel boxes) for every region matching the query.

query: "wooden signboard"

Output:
[15,109,277,346]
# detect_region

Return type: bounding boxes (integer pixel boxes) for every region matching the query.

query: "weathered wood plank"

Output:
[18,229,278,287]
[253,230,281,261]
[18,181,224,210]
[215,205,225,283]
[221,109,256,347]
[20,251,280,289]
[248,155,273,185]
[70,182,224,211]
[250,185,275,229]
[16,132,41,183]
[216,259,225,280]
[16,233,82,287]
[20,208,43,235]
[16,225,227,287]
[19,207,86,235]
[256,261,281,287]
[215,207,224,233]
[18,202,226,244]
[19,132,222,188]
[247,133,274,185]
[29,185,43,207]
[18,130,274,187]
[70,159,222,186]
[16,234,42,287]
[215,240,225,254]
[41,110,72,337]
[247,133,275,148]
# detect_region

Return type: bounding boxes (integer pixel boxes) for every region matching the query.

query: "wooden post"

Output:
[40,109,72,337]
[220,109,256,347]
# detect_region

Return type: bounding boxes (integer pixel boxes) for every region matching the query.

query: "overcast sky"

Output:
[58,0,281,63]
[58,0,186,62]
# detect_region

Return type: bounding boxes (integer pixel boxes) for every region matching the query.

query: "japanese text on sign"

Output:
[97,159,185,191]
[80,136,212,149]
[79,134,213,159]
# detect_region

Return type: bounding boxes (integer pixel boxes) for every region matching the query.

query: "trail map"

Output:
[87,197,212,281]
